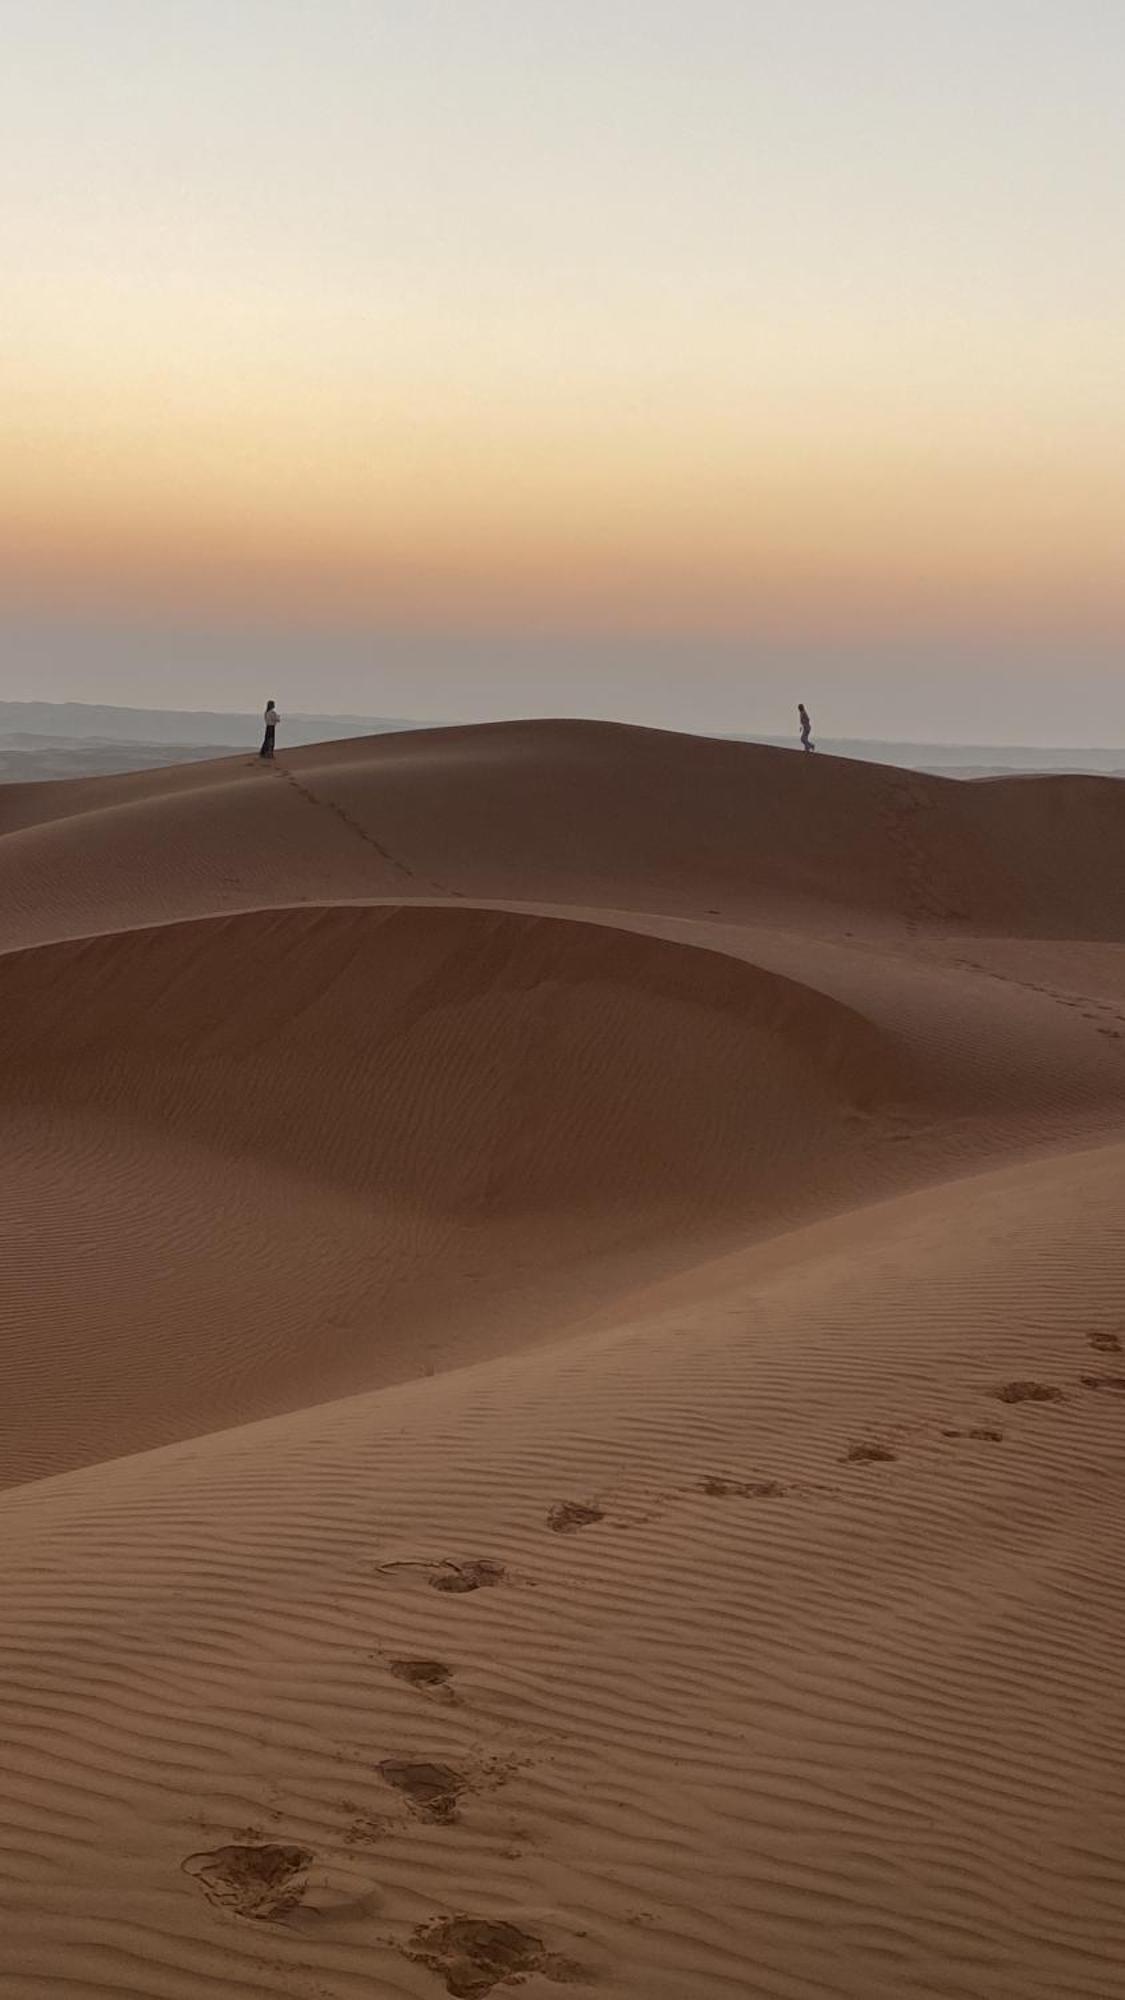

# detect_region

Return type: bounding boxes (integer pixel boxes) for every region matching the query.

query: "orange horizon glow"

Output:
[4,413,1122,641]
[4,5,1124,666]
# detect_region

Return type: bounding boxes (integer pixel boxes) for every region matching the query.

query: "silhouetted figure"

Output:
[260,700,279,759]
[798,702,814,753]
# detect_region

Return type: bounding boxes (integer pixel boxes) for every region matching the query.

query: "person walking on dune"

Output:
[260,700,279,760]
[798,702,815,753]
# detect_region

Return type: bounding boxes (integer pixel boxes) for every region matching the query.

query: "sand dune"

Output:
[0,902,905,1486]
[1,720,1124,1998]
[5,719,1125,947]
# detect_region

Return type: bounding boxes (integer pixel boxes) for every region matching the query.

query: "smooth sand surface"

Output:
[2,720,1125,1998]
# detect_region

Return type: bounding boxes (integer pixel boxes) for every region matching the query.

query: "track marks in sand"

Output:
[950,953,1125,1054]
[407,1915,583,1998]
[6,1116,1125,1998]
[697,1414,1009,1496]
[547,1500,606,1534]
[994,1379,1066,1404]
[390,1658,457,1694]
[374,1556,510,1591]
[199,1221,1125,1995]
[276,759,464,899]
[699,1475,785,1500]
[375,1553,513,1593]
[878,773,971,928]
[183,1841,313,1921]
[378,1752,520,1828]
[378,1758,468,1824]
[430,1558,509,1595]
[842,1440,897,1464]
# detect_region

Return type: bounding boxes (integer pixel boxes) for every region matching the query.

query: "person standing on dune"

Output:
[260,700,279,760]
[798,702,814,752]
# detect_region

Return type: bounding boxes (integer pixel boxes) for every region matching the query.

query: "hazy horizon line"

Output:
[4,696,1125,757]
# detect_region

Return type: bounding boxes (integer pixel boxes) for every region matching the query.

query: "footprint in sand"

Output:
[390,1658,455,1691]
[1087,1331,1124,1353]
[1080,1373,1125,1393]
[183,1842,313,1921]
[547,1500,605,1534]
[942,1427,1004,1442]
[843,1442,897,1464]
[994,1381,1065,1404]
[378,1759,467,1824]
[430,1559,507,1595]
[407,1915,583,1998]
[700,1475,785,1498]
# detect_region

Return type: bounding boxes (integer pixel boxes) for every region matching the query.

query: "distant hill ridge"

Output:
[0,701,1122,782]
[0,699,417,747]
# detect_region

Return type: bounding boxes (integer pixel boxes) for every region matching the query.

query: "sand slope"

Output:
[1,721,1125,1998]
[0,902,905,1486]
[4,718,1125,946]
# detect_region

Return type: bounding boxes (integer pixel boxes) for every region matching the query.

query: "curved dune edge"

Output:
[2,1140,1125,1998]
[0,897,899,1100]
[0,900,913,1489]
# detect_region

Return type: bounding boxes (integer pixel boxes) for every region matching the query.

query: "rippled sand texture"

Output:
[2,720,1125,1998]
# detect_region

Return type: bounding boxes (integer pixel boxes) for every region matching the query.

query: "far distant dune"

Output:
[0,697,413,745]
[749,732,1125,776]
[0,733,244,782]
[2,698,1122,783]
[0,697,420,781]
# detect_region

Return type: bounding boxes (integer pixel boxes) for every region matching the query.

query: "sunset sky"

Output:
[3,1,1122,740]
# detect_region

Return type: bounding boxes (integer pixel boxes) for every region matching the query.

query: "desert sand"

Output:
[1,719,1124,1999]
